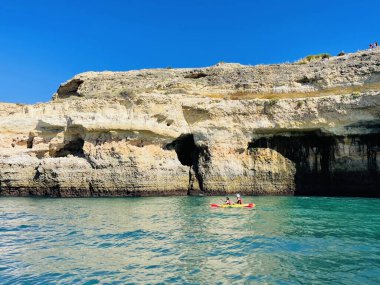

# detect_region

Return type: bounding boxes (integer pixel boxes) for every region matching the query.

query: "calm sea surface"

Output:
[0,196,379,284]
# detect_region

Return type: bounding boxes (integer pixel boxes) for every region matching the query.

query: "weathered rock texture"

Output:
[1,49,379,197]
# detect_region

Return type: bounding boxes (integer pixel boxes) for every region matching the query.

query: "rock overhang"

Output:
[0,49,379,197]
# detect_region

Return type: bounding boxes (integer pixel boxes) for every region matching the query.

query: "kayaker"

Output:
[236,193,242,204]
[225,197,232,205]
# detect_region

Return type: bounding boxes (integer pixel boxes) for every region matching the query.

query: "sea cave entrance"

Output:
[249,131,380,197]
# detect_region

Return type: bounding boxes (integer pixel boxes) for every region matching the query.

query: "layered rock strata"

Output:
[0,49,379,197]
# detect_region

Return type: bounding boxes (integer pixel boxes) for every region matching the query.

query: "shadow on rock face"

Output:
[55,79,84,99]
[55,137,85,158]
[249,131,380,197]
[165,134,199,167]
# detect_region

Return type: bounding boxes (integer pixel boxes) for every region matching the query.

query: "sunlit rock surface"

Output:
[1,49,379,197]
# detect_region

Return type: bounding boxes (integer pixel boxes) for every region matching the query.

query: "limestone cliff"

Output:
[1,49,379,197]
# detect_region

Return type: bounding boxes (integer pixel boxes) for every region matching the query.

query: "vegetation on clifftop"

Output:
[297,53,331,64]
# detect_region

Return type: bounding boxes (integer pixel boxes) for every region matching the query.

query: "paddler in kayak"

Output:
[236,193,242,204]
[225,197,232,205]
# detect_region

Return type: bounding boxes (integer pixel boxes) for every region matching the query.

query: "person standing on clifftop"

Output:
[375,41,379,48]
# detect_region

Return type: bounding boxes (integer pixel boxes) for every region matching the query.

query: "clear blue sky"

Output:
[0,0,379,103]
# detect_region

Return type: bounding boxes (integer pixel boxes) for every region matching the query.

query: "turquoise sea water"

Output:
[0,196,379,284]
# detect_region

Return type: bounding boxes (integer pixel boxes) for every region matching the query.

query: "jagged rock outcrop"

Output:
[1,49,379,197]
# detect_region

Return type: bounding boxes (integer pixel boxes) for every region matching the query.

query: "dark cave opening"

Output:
[165,134,207,194]
[55,137,85,157]
[165,134,199,166]
[56,79,84,99]
[249,131,380,197]
[27,135,34,149]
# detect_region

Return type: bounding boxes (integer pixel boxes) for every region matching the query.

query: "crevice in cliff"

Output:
[55,137,85,157]
[184,72,208,79]
[27,133,34,149]
[33,166,42,181]
[165,134,206,194]
[249,131,380,197]
[296,75,320,84]
[89,181,95,196]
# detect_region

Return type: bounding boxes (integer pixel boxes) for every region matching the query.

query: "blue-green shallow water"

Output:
[0,197,379,285]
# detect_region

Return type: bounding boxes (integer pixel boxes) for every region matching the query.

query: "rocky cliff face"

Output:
[1,49,379,197]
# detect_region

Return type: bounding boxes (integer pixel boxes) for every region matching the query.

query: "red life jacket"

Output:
[237,197,242,204]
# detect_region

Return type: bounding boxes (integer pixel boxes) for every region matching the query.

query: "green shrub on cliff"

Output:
[296,101,304,108]
[268,98,279,106]
[297,53,331,64]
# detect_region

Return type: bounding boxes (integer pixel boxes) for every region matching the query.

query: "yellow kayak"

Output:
[210,203,255,208]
